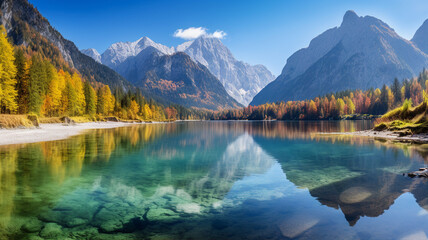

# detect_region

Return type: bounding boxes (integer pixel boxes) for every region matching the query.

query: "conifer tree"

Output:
[43,68,62,116]
[65,78,78,116]
[129,100,139,119]
[97,85,114,116]
[84,82,96,115]
[71,73,86,115]
[15,49,30,114]
[391,78,401,106]
[28,56,46,114]
[0,25,17,113]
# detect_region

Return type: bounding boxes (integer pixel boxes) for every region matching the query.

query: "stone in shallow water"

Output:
[100,220,123,233]
[339,187,372,204]
[277,215,319,238]
[64,217,87,228]
[146,208,177,221]
[176,189,192,201]
[93,208,123,233]
[176,203,201,214]
[40,223,63,239]
[27,236,44,240]
[21,218,43,233]
[68,226,99,239]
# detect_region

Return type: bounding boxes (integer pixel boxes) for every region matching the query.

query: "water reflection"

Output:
[1,121,428,239]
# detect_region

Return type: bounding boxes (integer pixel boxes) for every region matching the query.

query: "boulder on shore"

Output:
[60,116,75,125]
[104,116,119,122]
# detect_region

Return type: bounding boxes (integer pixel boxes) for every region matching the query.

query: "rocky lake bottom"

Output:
[2,121,428,239]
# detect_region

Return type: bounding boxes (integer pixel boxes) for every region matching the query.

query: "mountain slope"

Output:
[86,36,274,106]
[0,0,132,89]
[101,36,174,69]
[179,36,275,106]
[412,19,428,54]
[251,10,428,105]
[81,48,101,63]
[132,52,242,110]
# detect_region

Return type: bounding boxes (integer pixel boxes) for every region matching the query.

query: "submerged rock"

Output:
[176,203,201,214]
[146,208,177,221]
[407,168,428,178]
[94,208,123,233]
[99,220,123,233]
[68,226,99,239]
[339,187,372,204]
[21,218,43,233]
[64,218,87,228]
[277,215,319,238]
[40,223,63,239]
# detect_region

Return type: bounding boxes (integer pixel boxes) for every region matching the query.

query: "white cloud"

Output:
[173,27,227,40]
[211,30,227,39]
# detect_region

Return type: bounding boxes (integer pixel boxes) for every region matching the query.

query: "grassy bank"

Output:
[0,115,35,128]
[0,114,169,129]
[374,98,428,135]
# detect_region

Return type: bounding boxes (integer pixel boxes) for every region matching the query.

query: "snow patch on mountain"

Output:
[101,37,175,68]
[84,35,274,106]
[81,48,101,63]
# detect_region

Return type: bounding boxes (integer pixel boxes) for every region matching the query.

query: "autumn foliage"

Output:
[0,25,187,121]
[212,71,428,120]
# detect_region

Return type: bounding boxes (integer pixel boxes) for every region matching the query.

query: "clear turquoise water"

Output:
[1,121,428,239]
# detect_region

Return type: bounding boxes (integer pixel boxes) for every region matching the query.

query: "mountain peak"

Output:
[341,10,360,26]
[251,10,428,106]
[137,36,154,45]
[412,19,428,54]
[81,48,101,63]
[181,35,274,106]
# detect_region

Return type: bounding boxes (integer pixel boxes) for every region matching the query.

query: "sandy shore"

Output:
[0,122,138,146]
[327,130,428,143]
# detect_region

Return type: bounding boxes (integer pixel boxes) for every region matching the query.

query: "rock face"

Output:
[136,52,242,110]
[0,0,132,90]
[82,37,242,109]
[100,36,175,69]
[251,10,428,105]
[84,36,274,106]
[81,48,101,63]
[178,36,275,105]
[412,19,428,54]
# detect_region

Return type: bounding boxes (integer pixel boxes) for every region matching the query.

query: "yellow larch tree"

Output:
[0,25,17,113]
[129,100,140,119]
[71,73,86,115]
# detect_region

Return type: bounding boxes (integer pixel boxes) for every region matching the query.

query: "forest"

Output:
[1,21,428,124]
[211,70,428,121]
[0,25,205,122]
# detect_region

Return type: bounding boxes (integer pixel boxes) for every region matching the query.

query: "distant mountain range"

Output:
[251,11,428,105]
[1,0,242,110]
[82,36,274,106]
[4,1,428,110]
[83,37,243,110]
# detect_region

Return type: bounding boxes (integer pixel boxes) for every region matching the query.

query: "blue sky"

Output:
[30,0,428,75]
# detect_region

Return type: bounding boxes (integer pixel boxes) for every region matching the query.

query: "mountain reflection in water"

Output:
[1,121,428,239]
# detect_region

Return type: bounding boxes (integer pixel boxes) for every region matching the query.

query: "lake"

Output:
[1,121,428,240]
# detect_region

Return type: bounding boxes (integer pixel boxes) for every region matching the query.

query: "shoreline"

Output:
[0,121,144,146]
[326,130,428,144]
